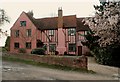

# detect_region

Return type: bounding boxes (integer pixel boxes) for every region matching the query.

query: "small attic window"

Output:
[20,21,26,27]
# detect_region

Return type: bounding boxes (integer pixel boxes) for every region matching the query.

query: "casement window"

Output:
[68,43,76,52]
[49,44,56,52]
[15,30,19,37]
[26,29,31,37]
[26,42,31,49]
[43,44,47,50]
[49,30,54,36]
[14,43,19,49]
[20,21,26,27]
[68,28,76,36]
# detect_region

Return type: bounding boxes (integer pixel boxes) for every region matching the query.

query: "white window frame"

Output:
[49,30,54,36]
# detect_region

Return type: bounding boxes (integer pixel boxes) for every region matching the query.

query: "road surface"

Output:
[2,57,119,80]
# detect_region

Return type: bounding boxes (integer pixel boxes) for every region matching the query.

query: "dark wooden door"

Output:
[78,46,82,56]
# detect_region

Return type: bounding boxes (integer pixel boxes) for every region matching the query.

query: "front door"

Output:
[78,46,82,56]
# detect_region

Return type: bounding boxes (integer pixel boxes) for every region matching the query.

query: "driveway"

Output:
[88,57,119,80]
[2,57,119,80]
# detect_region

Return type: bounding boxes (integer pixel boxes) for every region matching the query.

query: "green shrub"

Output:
[82,31,120,67]
[94,48,112,65]
[92,46,120,67]
[5,36,10,51]
[31,48,45,55]
[2,47,7,52]
[18,48,26,53]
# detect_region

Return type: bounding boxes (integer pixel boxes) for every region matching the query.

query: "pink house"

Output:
[10,8,90,55]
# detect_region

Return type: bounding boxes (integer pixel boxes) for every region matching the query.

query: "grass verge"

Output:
[2,56,95,74]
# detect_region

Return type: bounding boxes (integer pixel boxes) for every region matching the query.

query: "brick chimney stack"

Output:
[58,7,63,28]
[57,7,66,55]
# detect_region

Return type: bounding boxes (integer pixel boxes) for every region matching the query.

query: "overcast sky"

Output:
[0,0,100,46]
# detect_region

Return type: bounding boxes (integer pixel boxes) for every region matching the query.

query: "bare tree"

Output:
[0,9,10,36]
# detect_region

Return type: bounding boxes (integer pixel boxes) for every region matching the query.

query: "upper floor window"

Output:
[20,21,26,27]
[15,30,19,37]
[49,30,54,36]
[26,42,31,49]
[26,29,31,37]
[68,28,76,36]
[14,42,19,49]
[68,43,76,52]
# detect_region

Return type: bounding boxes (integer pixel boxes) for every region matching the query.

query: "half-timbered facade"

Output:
[10,8,90,55]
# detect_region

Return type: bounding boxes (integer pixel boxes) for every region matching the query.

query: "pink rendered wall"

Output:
[36,30,41,40]
[40,30,57,42]
[65,28,76,55]
[76,31,90,55]
[10,12,37,53]
[38,30,58,54]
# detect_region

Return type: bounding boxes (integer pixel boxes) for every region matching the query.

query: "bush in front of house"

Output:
[2,47,8,52]
[18,48,26,53]
[31,48,45,55]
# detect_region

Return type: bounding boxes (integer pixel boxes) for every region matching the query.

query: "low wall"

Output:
[3,53,88,69]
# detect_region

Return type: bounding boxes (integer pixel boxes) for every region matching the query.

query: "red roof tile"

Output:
[25,12,89,31]
[76,18,90,31]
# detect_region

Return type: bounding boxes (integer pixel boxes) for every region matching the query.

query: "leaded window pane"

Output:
[68,28,76,36]
[20,21,26,27]
[69,43,76,52]
[49,44,56,52]
[26,42,31,49]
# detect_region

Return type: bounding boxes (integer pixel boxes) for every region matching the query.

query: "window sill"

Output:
[14,48,19,49]
[68,51,76,52]
[68,35,75,36]
[49,35,54,36]
[26,48,31,49]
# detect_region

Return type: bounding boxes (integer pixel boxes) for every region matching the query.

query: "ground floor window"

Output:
[49,44,56,52]
[14,42,19,49]
[68,43,76,52]
[26,42,31,49]
[43,44,47,50]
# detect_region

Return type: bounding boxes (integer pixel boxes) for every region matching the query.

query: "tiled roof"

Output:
[35,15,77,30]
[76,18,90,31]
[35,17,58,30]
[25,12,89,31]
[24,12,38,28]
[63,15,77,28]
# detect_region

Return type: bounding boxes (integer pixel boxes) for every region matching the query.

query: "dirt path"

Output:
[2,57,119,80]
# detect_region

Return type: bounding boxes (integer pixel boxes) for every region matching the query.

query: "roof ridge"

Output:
[35,15,76,20]
[21,12,89,31]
